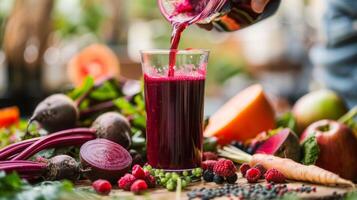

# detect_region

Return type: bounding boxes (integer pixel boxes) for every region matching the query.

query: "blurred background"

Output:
[0,0,324,116]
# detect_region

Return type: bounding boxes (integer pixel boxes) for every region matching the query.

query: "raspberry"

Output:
[118,173,136,191]
[226,173,238,184]
[246,168,261,183]
[202,160,217,171]
[253,164,266,178]
[92,179,112,195]
[213,159,237,177]
[143,171,156,188]
[203,170,214,182]
[265,169,286,183]
[130,179,148,194]
[203,152,218,161]
[144,170,150,177]
[132,164,145,179]
[239,163,251,177]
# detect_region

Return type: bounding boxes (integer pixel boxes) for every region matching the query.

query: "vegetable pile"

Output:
[0,69,356,199]
[0,76,146,184]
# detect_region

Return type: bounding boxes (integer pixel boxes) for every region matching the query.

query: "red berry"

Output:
[213,159,237,177]
[92,179,112,195]
[203,152,218,161]
[132,164,145,179]
[202,160,217,171]
[143,170,156,188]
[265,168,286,183]
[130,179,148,194]
[239,163,251,177]
[253,164,266,178]
[118,173,137,191]
[246,168,261,183]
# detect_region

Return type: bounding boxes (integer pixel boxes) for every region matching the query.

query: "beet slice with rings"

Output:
[80,139,132,182]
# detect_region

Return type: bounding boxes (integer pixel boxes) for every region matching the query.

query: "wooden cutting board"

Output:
[78,175,355,199]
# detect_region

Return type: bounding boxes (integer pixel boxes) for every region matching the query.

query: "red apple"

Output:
[301,120,357,181]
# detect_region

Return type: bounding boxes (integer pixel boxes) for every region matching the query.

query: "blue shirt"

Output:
[310,0,357,108]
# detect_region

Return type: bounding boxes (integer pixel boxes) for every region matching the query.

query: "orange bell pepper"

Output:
[0,106,20,128]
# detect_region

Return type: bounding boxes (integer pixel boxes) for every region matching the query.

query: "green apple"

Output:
[292,89,348,134]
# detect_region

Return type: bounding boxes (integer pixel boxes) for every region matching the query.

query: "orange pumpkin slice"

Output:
[204,84,276,145]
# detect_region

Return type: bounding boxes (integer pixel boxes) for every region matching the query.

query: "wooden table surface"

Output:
[78,174,356,200]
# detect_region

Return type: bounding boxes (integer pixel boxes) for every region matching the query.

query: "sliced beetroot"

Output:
[80,139,132,182]
[91,112,132,149]
[255,128,301,162]
[29,94,79,132]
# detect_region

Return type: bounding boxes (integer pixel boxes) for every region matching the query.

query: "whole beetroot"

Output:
[91,112,132,149]
[29,94,79,132]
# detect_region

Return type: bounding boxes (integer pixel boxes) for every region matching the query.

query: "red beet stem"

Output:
[11,128,96,161]
[0,138,40,160]
[0,160,42,165]
[0,161,46,173]
[0,161,46,181]
[12,134,95,160]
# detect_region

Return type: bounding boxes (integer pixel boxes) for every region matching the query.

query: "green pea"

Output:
[166,180,176,191]
[146,165,152,171]
[165,172,171,178]
[185,176,191,183]
[181,180,187,188]
[182,171,189,176]
[160,177,168,185]
[196,168,203,174]
[172,173,179,181]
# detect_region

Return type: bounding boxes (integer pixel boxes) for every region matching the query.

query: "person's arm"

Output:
[251,0,271,13]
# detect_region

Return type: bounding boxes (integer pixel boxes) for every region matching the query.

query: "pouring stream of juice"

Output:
[167,0,213,77]
[168,22,188,77]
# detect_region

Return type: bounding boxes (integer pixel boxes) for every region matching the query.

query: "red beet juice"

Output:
[143,0,210,170]
[144,73,205,170]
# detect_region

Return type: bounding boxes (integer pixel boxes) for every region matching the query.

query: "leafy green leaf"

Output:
[301,136,320,165]
[67,76,94,100]
[90,82,119,101]
[113,98,137,115]
[276,112,297,133]
[0,171,26,197]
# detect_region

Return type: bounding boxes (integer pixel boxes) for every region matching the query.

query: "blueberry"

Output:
[203,170,214,182]
[226,174,238,184]
[213,174,224,184]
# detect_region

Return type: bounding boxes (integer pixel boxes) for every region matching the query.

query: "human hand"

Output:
[251,0,270,13]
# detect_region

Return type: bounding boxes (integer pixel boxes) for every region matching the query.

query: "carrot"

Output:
[219,145,355,187]
[250,154,354,187]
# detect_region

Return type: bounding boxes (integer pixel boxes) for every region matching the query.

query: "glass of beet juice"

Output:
[141,49,209,171]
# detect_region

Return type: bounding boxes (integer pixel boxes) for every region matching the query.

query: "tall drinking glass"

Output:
[141,49,209,170]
